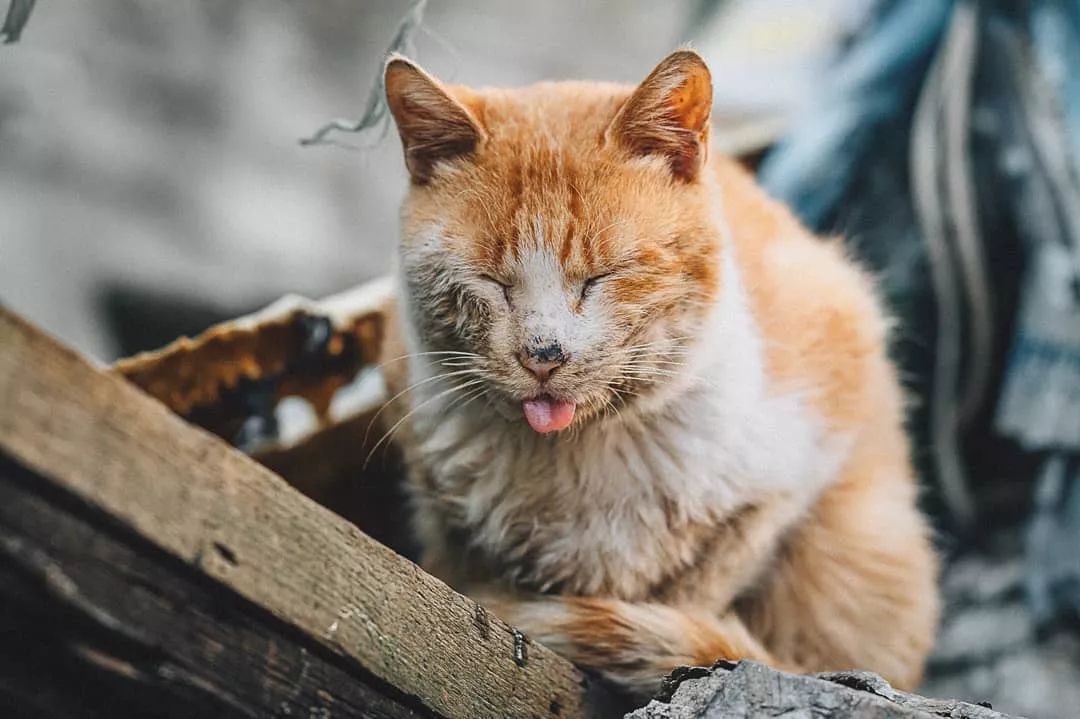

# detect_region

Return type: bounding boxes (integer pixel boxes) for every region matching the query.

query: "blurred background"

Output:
[2,1,1078,716]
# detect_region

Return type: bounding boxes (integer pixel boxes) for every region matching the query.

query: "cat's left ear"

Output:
[608,50,713,182]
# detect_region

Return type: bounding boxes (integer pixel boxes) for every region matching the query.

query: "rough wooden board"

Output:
[254,409,418,560]
[0,453,431,719]
[627,662,1016,719]
[0,307,617,719]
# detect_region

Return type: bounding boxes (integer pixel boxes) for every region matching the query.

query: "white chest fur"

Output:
[401,251,848,599]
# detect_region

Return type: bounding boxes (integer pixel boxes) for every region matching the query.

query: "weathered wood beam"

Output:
[0,307,618,719]
[0,454,430,719]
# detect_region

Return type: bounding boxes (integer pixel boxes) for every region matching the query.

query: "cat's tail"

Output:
[484,595,786,695]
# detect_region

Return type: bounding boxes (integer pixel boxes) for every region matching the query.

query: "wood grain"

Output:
[0,454,431,719]
[0,307,617,719]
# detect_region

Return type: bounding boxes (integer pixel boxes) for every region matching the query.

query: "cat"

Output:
[380,49,939,696]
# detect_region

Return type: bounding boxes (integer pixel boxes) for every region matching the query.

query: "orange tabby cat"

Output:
[381,49,939,695]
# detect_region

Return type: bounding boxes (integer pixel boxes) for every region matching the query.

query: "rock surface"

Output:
[627,661,1014,719]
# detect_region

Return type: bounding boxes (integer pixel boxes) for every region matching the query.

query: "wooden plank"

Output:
[0,453,431,719]
[0,307,618,719]
[253,409,418,560]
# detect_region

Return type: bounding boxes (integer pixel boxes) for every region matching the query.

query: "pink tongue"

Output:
[522,396,577,433]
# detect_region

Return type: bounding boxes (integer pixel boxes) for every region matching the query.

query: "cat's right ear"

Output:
[608,50,713,182]
[384,55,484,184]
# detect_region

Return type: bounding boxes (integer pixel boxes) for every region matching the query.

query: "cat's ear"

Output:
[608,50,713,182]
[384,55,484,184]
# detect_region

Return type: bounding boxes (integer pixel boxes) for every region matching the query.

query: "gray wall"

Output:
[1,1,690,360]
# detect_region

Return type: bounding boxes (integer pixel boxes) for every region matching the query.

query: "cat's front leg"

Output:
[473,590,783,697]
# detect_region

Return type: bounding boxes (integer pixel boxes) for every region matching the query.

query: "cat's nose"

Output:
[518,345,566,382]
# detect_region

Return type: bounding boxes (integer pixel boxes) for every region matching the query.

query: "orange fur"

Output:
[383,50,939,698]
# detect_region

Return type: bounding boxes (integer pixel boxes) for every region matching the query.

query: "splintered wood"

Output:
[110,280,397,443]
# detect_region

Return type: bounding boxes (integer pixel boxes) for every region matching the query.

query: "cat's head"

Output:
[385,50,723,434]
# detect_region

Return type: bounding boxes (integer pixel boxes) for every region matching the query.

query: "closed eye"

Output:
[580,273,613,300]
[481,274,512,304]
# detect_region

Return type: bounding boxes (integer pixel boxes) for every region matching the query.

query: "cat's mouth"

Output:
[521,394,576,434]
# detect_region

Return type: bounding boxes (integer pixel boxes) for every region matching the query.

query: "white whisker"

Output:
[375,349,483,372]
[364,378,489,469]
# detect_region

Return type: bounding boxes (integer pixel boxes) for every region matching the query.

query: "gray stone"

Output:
[626,662,1015,719]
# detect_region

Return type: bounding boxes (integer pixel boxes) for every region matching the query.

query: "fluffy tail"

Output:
[482,595,783,695]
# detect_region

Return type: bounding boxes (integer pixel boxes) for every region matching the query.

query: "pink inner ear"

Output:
[668,70,712,134]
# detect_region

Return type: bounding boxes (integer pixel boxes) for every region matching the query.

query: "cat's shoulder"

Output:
[713,156,897,431]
